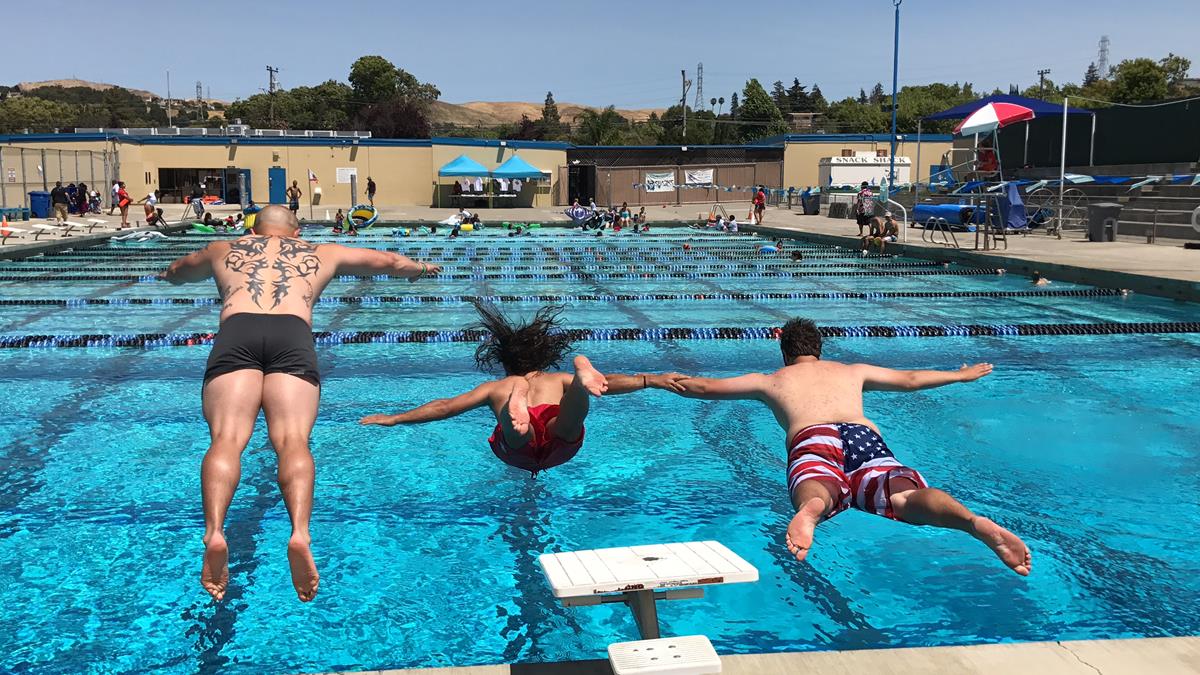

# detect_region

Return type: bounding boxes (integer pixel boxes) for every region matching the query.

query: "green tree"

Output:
[809,84,827,112]
[1110,58,1169,103]
[824,98,888,133]
[1083,62,1100,86]
[736,78,788,142]
[869,83,886,104]
[728,92,739,118]
[787,79,811,112]
[538,91,565,140]
[658,104,715,145]
[572,106,626,145]
[348,55,439,104]
[770,80,789,112]
[858,88,868,104]
[0,96,79,132]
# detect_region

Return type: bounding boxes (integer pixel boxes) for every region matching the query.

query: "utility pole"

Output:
[680,69,692,139]
[886,0,901,201]
[694,62,704,110]
[196,80,204,122]
[267,65,280,127]
[1037,68,1051,100]
[166,70,173,126]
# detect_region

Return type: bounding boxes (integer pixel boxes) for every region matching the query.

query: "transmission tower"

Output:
[1097,36,1110,77]
[195,81,203,103]
[694,62,704,110]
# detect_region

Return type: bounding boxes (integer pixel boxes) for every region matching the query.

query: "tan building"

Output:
[0,131,569,212]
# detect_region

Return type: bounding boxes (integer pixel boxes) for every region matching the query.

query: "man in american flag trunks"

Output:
[661,318,1031,576]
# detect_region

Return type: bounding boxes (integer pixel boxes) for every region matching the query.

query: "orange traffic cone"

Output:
[1,214,9,237]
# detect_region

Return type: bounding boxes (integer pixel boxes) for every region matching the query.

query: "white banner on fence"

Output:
[684,168,714,185]
[644,170,676,192]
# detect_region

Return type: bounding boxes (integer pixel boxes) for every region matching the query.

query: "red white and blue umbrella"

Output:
[954,102,1035,136]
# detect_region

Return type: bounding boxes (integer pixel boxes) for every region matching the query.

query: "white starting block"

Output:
[609,635,721,674]
[538,541,758,640]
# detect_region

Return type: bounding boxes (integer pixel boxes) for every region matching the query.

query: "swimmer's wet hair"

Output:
[470,301,575,376]
[780,317,822,363]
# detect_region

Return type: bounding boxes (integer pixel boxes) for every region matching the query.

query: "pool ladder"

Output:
[921,217,959,248]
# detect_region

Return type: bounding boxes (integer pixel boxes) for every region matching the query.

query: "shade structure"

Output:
[438,154,489,177]
[954,102,1035,136]
[492,154,545,179]
[925,94,1090,121]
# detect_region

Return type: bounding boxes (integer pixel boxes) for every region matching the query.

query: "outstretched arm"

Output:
[360,382,492,426]
[666,373,771,401]
[330,244,441,281]
[603,373,683,395]
[856,363,993,392]
[160,244,215,284]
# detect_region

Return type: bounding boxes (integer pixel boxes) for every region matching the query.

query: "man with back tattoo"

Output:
[160,205,441,603]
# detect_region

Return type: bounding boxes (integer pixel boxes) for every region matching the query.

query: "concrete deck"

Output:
[748,212,1200,302]
[316,636,1200,674]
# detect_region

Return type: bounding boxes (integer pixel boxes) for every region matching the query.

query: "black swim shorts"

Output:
[204,313,320,386]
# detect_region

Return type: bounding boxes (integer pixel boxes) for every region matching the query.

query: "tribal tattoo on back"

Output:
[222,236,322,309]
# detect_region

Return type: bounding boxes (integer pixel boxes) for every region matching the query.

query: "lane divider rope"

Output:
[3,320,1195,349]
[0,289,1128,308]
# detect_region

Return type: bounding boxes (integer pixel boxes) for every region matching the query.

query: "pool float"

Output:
[245,213,257,230]
[191,223,216,234]
[460,223,474,232]
[391,228,411,237]
[349,204,379,229]
[759,245,778,254]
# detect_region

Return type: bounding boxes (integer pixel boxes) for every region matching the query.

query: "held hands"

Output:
[650,372,692,393]
[360,414,400,426]
[958,363,994,382]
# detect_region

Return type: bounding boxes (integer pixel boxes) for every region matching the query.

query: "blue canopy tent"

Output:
[437,154,490,207]
[491,154,546,179]
[438,154,490,176]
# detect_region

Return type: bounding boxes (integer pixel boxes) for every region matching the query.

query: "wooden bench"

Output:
[538,541,758,640]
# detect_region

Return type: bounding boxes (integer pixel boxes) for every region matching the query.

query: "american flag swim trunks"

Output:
[786,423,928,520]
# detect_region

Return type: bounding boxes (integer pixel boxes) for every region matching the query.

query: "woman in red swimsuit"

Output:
[361,302,677,477]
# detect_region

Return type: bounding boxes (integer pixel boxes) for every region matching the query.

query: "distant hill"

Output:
[428,101,665,127]
[15,79,230,105]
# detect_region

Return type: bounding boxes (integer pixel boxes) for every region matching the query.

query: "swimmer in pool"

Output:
[160,205,442,603]
[659,318,1031,576]
[1031,271,1051,286]
[360,302,676,477]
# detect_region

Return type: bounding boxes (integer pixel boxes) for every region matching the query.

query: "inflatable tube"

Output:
[1192,205,1200,233]
[460,223,474,232]
[759,245,779,254]
[526,223,541,229]
[349,204,379,229]
[245,213,257,231]
[112,230,168,242]
[191,224,216,234]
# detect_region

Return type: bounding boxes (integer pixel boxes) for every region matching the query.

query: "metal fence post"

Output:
[0,148,6,210]
[40,149,49,191]
[21,148,28,208]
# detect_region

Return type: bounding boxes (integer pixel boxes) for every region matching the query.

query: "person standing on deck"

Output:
[365,176,377,206]
[50,181,70,224]
[854,181,874,236]
[159,205,442,603]
[659,318,1031,577]
[753,187,767,224]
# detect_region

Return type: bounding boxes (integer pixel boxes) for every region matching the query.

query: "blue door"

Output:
[268,167,286,204]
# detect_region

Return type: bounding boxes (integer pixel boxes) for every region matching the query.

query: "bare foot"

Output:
[784,497,827,563]
[287,535,320,602]
[201,532,229,601]
[572,355,609,396]
[971,517,1032,576]
[506,377,531,436]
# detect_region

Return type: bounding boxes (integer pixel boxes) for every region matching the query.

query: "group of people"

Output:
[570,199,648,232]
[48,181,102,224]
[160,205,1032,604]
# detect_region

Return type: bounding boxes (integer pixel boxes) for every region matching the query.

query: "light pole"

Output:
[887,0,902,202]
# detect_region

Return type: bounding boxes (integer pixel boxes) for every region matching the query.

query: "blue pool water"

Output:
[1,228,1198,673]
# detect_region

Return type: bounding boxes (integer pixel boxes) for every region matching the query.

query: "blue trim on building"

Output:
[570,144,779,150]
[430,137,572,150]
[759,133,955,144]
[0,133,432,147]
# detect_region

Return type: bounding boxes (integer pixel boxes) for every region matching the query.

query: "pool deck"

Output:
[748,213,1200,303]
[314,636,1200,674]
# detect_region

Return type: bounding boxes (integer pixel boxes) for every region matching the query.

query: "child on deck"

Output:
[361,303,676,477]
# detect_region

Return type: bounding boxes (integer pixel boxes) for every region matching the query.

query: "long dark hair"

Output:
[470,301,574,375]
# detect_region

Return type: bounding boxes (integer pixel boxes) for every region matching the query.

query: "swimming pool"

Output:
[1,228,1198,673]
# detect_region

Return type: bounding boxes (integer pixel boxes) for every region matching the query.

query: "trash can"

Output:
[28,191,51,219]
[1087,202,1122,242]
[803,193,821,215]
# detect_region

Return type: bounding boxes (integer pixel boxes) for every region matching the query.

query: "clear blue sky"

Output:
[13,0,1200,108]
